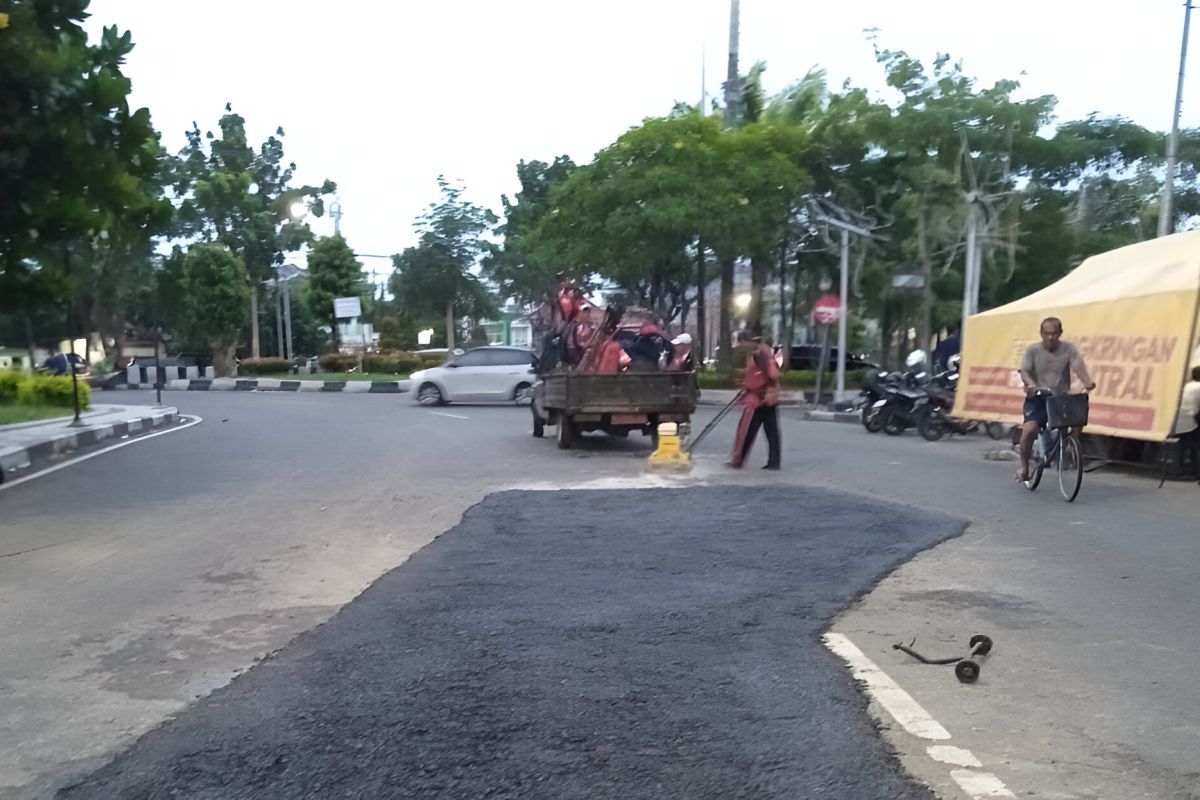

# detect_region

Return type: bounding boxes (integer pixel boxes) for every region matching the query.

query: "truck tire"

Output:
[556,415,575,449]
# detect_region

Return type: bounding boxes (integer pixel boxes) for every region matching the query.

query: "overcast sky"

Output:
[84,0,1193,277]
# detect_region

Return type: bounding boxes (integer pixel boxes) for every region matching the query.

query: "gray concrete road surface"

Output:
[1,389,1197,799]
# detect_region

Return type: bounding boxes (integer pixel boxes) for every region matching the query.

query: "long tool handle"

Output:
[686,390,744,452]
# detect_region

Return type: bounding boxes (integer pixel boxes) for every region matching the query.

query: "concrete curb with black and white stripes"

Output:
[0,406,179,485]
[119,367,411,394]
[122,377,412,394]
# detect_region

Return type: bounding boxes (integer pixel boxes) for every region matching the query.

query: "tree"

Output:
[482,156,576,306]
[305,235,364,349]
[1,1,165,348]
[168,105,336,357]
[179,244,250,376]
[390,177,497,351]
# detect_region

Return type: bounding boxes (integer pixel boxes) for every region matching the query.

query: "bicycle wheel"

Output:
[1024,436,1044,491]
[1057,432,1083,502]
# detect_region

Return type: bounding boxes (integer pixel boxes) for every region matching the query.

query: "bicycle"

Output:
[1023,389,1087,503]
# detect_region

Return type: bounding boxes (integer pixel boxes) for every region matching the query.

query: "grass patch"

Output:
[0,404,73,426]
[256,372,409,382]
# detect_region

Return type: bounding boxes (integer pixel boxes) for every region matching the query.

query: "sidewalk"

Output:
[0,404,179,484]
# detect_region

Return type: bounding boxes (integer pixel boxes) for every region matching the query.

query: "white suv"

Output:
[409,347,537,405]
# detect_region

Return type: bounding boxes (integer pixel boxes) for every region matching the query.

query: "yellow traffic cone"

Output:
[647,422,691,470]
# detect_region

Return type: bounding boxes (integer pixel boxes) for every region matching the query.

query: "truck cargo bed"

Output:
[540,372,698,415]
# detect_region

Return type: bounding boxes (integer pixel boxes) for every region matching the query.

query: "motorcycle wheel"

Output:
[917,408,944,442]
[862,407,884,433]
[882,409,906,436]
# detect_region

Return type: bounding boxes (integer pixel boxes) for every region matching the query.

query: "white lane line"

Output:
[951,769,1016,798]
[822,632,951,740]
[0,415,203,492]
[927,745,982,767]
[429,412,470,420]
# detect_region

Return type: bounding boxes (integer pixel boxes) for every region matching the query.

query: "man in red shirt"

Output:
[728,331,782,470]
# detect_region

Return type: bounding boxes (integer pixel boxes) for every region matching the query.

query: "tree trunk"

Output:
[718,255,735,373]
[445,299,456,352]
[23,315,36,361]
[748,256,766,336]
[695,238,707,366]
[250,284,261,358]
[211,339,238,377]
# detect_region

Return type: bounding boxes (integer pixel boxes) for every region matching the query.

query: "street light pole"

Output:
[1159,1,1194,237]
[283,280,294,362]
[813,214,875,403]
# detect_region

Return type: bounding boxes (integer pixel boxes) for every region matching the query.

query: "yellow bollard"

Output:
[647,422,691,470]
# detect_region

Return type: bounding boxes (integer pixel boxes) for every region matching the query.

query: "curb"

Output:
[117,378,411,394]
[0,407,179,485]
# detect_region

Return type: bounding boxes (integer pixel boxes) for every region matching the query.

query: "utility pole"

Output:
[283,281,294,362]
[274,276,285,359]
[723,0,741,128]
[961,196,985,337]
[1159,1,1193,237]
[331,199,343,237]
[812,212,876,402]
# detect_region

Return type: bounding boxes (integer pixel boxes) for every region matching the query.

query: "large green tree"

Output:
[390,177,497,351]
[0,0,165,352]
[481,156,576,307]
[305,235,364,349]
[168,105,336,357]
[179,244,250,376]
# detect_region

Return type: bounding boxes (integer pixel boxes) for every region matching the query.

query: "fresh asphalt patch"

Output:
[59,487,965,799]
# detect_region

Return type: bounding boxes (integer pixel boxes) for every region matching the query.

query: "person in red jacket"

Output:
[728,330,782,470]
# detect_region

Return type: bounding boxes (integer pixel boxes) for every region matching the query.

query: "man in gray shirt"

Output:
[1017,317,1096,481]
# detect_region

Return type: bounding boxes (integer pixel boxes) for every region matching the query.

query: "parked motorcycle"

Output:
[867,350,932,436]
[914,356,1011,442]
[859,369,903,433]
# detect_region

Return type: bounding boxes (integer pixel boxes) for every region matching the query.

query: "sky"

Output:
[83,0,1195,281]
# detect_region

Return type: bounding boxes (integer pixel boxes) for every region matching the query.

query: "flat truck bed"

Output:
[532,371,699,449]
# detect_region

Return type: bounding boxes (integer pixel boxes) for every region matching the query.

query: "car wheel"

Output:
[514,382,533,405]
[417,383,444,406]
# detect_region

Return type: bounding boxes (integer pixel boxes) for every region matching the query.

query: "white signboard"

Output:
[333,296,362,319]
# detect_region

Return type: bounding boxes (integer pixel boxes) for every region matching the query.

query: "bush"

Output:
[364,351,422,375]
[238,357,292,376]
[0,370,22,402]
[420,354,447,369]
[10,374,90,409]
[695,368,866,392]
[318,353,361,373]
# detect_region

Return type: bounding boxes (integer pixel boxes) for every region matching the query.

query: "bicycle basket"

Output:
[1046,394,1089,429]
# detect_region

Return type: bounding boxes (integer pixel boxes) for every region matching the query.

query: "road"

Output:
[1,389,1197,798]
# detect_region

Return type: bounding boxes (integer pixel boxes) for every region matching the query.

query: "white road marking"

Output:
[822,632,951,740]
[951,769,1016,798]
[0,415,203,492]
[927,745,982,767]
[825,633,1019,799]
[429,412,470,420]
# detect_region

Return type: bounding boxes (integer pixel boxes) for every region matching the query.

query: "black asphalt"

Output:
[58,486,964,799]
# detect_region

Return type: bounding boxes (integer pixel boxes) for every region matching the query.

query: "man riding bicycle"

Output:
[1017,317,1096,482]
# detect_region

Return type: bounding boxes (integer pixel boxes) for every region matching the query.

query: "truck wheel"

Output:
[556,415,575,449]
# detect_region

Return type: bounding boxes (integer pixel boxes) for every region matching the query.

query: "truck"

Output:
[531,371,699,449]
